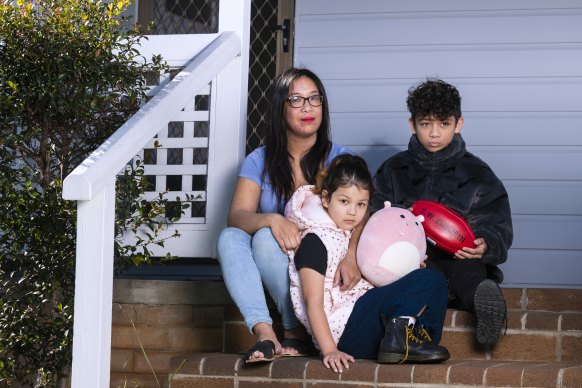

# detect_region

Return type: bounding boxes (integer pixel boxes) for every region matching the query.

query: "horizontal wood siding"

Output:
[294,0,582,288]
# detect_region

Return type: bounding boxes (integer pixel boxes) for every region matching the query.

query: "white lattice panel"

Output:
[136,83,212,225]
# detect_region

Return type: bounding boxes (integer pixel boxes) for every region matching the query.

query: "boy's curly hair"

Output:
[407,79,462,122]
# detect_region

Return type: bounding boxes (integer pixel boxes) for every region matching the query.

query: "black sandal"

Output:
[280,337,311,357]
[245,339,280,363]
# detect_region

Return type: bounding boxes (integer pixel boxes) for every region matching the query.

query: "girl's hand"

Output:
[455,238,487,259]
[420,254,428,268]
[270,214,301,252]
[322,350,355,373]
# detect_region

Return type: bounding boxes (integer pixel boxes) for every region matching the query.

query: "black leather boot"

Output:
[378,317,450,364]
[474,279,507,346]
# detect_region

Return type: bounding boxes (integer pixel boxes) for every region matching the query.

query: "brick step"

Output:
[223,310,582,364]
[168,353,582,388]
[110,280,582,387]
[441,309,582,363]
[223,288,582,364]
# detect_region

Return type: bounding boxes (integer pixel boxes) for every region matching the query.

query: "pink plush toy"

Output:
[357,202,426,287]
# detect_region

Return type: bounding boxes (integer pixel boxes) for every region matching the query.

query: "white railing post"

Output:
[63,3,249,385]
[70,178,116,388]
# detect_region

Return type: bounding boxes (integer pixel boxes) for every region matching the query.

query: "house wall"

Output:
[293,0,582,288]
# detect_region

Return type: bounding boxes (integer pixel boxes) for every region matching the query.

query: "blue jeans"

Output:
[217,227,300,333]
[337,268,448,359]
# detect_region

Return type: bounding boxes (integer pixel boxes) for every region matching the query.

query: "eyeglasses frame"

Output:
[285,95,325,108]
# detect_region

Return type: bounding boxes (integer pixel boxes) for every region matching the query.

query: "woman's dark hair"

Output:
[314,154,373,199]
[407,78,462,123]
[264,68,332,207]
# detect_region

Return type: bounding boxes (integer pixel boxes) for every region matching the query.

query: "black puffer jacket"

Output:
[370,134,513,266]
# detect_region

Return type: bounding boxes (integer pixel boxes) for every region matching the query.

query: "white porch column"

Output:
[205,0,251,256]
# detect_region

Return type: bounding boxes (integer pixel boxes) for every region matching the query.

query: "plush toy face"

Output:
[357,202,426,287]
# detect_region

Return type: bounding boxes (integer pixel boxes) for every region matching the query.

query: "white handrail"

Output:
[64,30,243,388]
[63,31,241,201]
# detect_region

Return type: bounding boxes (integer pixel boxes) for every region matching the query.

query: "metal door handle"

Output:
[268,18,290,52]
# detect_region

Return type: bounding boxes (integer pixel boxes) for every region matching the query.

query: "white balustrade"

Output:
[62,1,250,385]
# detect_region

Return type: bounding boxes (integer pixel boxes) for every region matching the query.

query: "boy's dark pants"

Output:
[426,257,487,311]
[337,269,448,359]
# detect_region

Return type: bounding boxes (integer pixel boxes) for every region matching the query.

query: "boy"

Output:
[370,79,513,346]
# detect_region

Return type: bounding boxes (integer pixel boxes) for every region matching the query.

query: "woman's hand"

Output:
[270,214,301,252]
[334,250,362,291]
[334,218,365,291]
[455,238,487,259]
[227,178,300,252]
[323,350,354,373]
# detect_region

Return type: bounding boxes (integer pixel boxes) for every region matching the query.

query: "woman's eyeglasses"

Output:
[286,95,324,108]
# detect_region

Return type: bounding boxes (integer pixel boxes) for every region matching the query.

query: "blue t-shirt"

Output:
[239,143,352,214]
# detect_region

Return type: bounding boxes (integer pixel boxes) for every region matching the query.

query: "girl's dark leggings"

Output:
[337,268,448,359]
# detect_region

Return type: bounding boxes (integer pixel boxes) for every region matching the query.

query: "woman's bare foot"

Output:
[246,322,281,362]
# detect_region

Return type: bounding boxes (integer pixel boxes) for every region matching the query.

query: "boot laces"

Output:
[414,325,433,343]
[400,324,422,364]
[413,316,432,343]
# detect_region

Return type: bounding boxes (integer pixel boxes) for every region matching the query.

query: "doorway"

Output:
[136,0,294,154]
[246,0,295,153]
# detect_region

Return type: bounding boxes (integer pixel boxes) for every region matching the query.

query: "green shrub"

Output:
[0,0,179,385]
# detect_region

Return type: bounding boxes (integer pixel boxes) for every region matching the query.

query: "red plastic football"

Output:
[410,200,476,254]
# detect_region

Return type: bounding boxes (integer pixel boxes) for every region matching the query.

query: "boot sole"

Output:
[474,279,506,346]
[378,351,450,364]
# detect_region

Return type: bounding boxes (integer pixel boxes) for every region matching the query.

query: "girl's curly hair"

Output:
[407,79,462,122]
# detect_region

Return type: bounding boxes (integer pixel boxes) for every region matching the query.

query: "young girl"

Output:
[285,154,450,373]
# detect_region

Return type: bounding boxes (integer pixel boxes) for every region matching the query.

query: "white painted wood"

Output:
[295,0,582,288]
[141,191,206,202]
[65,0,252,385]
[70,179,115,388]
[202,0,251,258]
[63,31,241,201]
[143,137,208,149]
[120,0,252,259]
[137,34,219,66]
[142,163,208,176]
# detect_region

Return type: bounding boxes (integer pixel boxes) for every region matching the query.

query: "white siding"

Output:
[294,0,582,288]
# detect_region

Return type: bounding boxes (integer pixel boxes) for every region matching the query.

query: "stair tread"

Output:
[111,281,582,386]
[446,308,582,332]
[169,352,582,387]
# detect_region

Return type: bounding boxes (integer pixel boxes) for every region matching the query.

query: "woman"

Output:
[217,68,361,363]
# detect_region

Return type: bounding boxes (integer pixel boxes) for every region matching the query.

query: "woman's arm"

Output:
[299,268,354,373]
[333,215,367,291]
[227,177,301,252]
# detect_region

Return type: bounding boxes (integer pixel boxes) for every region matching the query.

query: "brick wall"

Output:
[110,280,582,388]
[110,279,237,388]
